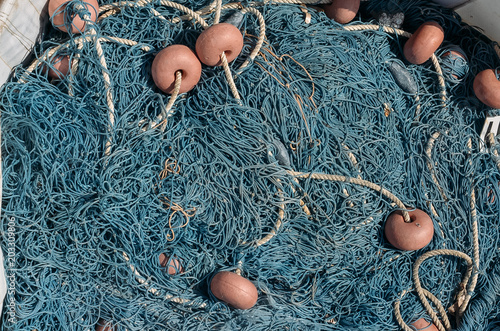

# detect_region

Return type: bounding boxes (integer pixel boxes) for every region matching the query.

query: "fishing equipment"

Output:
[159,253,184,275]
[439,45,469,82]
[473,68,500,109]
[403,21,445,64]
[384,209,434,251]
[387,61,419,94]
[412,318,439,331]
[195,23,244,66]
[481,114,500,152]
[49,0,100,33]
[324,0,361,23]
[45,55,71,80]
[151,45,202,94]
[210,271,259,309]
[1,0,500,330]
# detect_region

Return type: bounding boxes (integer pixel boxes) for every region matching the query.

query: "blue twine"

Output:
[1,0,500,330]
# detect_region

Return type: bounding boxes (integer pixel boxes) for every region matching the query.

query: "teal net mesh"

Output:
[1,0,500,330]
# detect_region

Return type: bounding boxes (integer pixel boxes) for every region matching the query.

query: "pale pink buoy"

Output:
[210,271,258,309]
[195,23,244,66]
[385,209,434,251]
[473,69,500,109]
[324,0,360,24]
[411,318,439,331]
[159,253,184,275]
[151,45,202,94]
[441,47,468,79]
[47,55,70,80]
[95,319,115,331]
[48,0,99,33]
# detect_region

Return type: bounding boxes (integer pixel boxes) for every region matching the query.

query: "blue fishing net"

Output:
[1,0,500,330]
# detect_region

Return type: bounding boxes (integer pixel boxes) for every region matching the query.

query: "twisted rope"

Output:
[150,71,182,132]
[458,188,479,315]
[394,288,449,331]
[98,2,166,21]
[238,7,266,72]
[344,24,411,38]
[430,54,447,104]
[70,3,117,157]
[220,52,241,102]
[20,36,151,82]
[161,0,209,28]
[213,0,223,24]
[290,178,312,215]
[254,189,285,247]
[425,131,449,202]
[237,184,285,275]
[414,95,422,123]
[215,5,267,101]
[458,138,480,317]
[415,249,474,331]
[121,252,207,308]
[394,248,475,331]
[393,290,417,331]
[91,31,115,156]
[287,170,411,222]
[68,41,84,97]
[100,0,209,28]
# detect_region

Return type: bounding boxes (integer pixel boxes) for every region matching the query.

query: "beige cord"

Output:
[220,52,241,102]
[213,0,223,24]
[238,7,266,72]
[288,170,411,222]
[150,71,182,132]
[121,251,207,307]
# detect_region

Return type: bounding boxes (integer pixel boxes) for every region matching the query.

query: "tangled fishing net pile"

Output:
[1,0,500,329]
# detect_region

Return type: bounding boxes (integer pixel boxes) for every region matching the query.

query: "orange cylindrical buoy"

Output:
[195,23,244,66]
[473,69,500,109]
[385,209,434,251]
[151,45,202,94]
[487,182,499,203]
[440,45,468,81]
[324,0,360,24]
[47,55,70,80]
[159,253,184,275]
[404,21,444,65]
[95,319,115,331]
[48,0,99,33]
[411,318,439,331]
[210,271,258,309]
